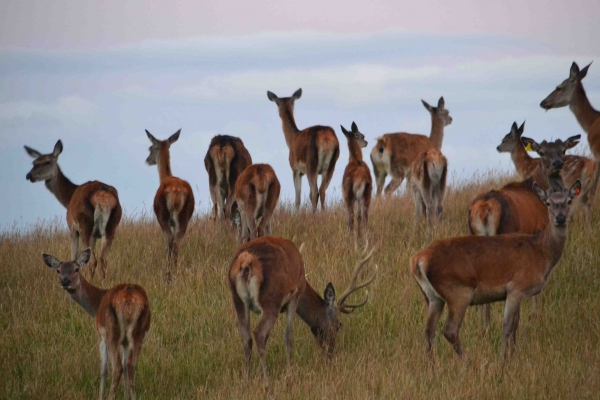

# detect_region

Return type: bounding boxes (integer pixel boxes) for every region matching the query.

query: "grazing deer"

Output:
[234,164,281,242]
[204,135,253,220]
[371,97,452,197]
[412,180,580,360]
[25,140,122,279]
[42,249,151,400]
[408,149,448,230]
[340,122,372,237]
[145,129,195,272]
[228,237,376,386]
[266,89,340,210]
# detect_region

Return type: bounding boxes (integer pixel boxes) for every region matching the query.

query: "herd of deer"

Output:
[23,61,599,398]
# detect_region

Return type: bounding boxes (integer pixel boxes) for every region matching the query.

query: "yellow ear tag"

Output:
[524,143,533,152]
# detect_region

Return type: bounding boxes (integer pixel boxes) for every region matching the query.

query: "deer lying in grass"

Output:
[43,249,151,400]
[412,180,580,360]
[25,140,122,279]
[234,164,281,242]
[341,122,372,237]
[267,89,340,210]
[204,135,253,220]
[228,237,376,386]
[146,129,195,274]
[371,97,452,196]
[408,149,448,230]
[497,121,595,215]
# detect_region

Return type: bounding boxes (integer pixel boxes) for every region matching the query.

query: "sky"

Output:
[1,1,599,230]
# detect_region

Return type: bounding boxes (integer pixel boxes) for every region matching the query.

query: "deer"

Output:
[468,135,581,327]
[25,140,122,279]
[370,97,452,197]
[145,129,195,275]
[340,122,372,237]
[497,121,595,215]
[412,180,580,361]
[408,148,448,231]
[228,236,376,387]
[541,61,600,207]
[234,163,281,243]
[266,89,340,211]
[42,248,151,400]
[204,135,253,221]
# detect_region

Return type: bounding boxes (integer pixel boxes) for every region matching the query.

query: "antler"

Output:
[337,245,377,314]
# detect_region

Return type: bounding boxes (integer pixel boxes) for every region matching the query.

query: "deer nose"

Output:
[552,160,563,170]
[26,172,31,180]
[61,278,71,287]
[555,214,567,225]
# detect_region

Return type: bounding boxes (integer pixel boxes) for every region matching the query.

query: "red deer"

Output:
[25,140,122,279]
[145,129,195,274]
[340,122,372,237]
[42,249,151,400]
[412,181,580,360]
[408,149,448,230]
[371,97,452,197]
[228,237,376,386]
[234,163,281,242]
[267,89,340,210]
[497,121,595,215]
[204,135,252,220]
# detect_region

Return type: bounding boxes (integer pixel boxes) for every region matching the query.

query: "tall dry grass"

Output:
[1,172,599,399]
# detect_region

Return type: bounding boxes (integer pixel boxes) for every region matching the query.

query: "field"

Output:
[2,172,600,399]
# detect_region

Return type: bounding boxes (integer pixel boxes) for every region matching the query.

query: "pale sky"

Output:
[1,1,599,229]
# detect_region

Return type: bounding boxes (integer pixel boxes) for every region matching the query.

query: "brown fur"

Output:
[204,135,252,220]
[411,182,579,360]
[234,164,281,242]
[42,249,151,400]
[267,89,340,210]
[24,140,122,279]
[409,148,447,230]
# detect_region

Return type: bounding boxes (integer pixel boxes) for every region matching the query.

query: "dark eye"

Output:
[556,87,561,91]
[539,152,545,156]
[44,161,50,166]
[75,268,80,272]
[567,199,572,205]
[545,201,551,206]
[56,269,60,273]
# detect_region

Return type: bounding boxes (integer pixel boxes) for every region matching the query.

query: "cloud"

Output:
[0,96,99,127]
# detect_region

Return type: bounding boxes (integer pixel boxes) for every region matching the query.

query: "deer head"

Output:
[340,122,368,148]
[540,62,592,110]
[533,180,581,227]
[266,88,302,109]
[24,140,63,182]
[497,121,526,153]
[145,129,181,165]
[42,249,91,293]
[521,135,581,176]
[422,97,452,126]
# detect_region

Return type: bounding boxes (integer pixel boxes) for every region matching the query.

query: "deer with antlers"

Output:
[341,122,372,237]
[413,180,580,360]
[25,140,122,279]
[42,249,151,400]
[267,89,340,210]
[371,97,452,197]
[234,163,281,243]
[145,129,195,274]
[228,236,376,386]
[204,135,253,221]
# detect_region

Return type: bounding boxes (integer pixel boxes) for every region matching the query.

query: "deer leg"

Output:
[501,293,523,361]
[232,293,252,379]
[125,340,142,400]
[443,294,471,359]
[99,337,108,400]
[425,299,445,356]
[374,170,386,197]
[80,229,97,278]
[254,309,279,388]
[346,202,355,233]
[384,174,404,196]
[238,208,249,243]
[284,297,299,371]
[356,201,363,239]
[307,173,319,212]
[107,340,122,400]
[98,233,114,279]
[319,162,336,210]
[293,171,302,209]
[480,305,491,332]
[246,206,258,241]
[70,229,80,260]
[413,189,424,226]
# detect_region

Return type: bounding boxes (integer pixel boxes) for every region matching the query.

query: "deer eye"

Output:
[538,151,545,156]
[545,201,551,206]
[56,269,60,273]
[567,199,572,205]
[75,268,80,272]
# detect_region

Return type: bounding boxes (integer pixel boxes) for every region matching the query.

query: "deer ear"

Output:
[564,134,581,149]
[521,137,539,152]
[168,129,181,145]
[569,180,582,199]
[510,122,518,133]
[578,62,592,81]
[351,121,358,133]
[340,125,350,136]
[518,121,526,135]
[569,62,580,81]
[323,283,336,308]
[437,96,445,108]
[146,130,159,144]
[76,248,91,266]
[533,183,548,203]
[421,100,432,112]
[267,91,278,102]
[42,253,61,269]
[292,88,302,100]
[24,146,42,158]
[52,140,63,157]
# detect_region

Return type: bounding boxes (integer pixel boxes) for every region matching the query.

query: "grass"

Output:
[1,171,600,399]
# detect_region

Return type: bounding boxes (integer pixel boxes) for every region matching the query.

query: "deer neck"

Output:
[296,283,329,336]
[278,104,299,149]
[68,275,108,318]
[570,84,600,133]
[511,145,536,177]
[347,138,363,163]
[157,144,173,182]
[428,116,444,150]
[45,166,78,209]
[541,221,568,278]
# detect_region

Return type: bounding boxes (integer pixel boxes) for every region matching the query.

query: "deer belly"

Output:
[235,274,262,314]
[471,286,507,305]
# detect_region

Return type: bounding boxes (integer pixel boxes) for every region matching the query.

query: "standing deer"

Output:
[204,135,252,220]
[42,249,151,400]
[234,163,281,243]
[408,149,448,230]
[412,180,580,360]
[266,89,340,210]
[541,61,600,205]
[145,129,195,274]
[371,97,452,196]
[340,122,372,237]
[25,140,122,279]
[228,237,376,386]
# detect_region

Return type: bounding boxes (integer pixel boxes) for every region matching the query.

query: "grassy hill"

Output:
[1,172,599,399]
